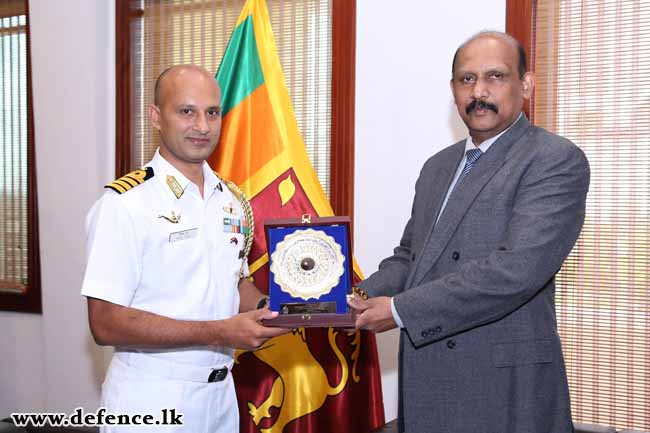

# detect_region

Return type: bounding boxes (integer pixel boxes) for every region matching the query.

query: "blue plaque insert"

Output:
[265,217,352,316]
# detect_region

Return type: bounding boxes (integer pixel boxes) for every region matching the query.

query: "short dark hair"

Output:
[451,31,527,79]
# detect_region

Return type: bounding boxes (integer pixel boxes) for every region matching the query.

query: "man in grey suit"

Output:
[349,31,590,433]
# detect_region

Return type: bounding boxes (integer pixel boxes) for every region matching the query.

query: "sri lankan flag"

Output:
[209,0,385,432]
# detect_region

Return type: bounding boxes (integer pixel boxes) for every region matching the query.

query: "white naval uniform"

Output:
[81,150,249,432]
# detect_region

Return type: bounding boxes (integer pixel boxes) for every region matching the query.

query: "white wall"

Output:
[0,0,115,416]
[0,0,504,423]
[355,0,505,421]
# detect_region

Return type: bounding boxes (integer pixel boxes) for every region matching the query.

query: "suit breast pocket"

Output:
[492,339,554,368]
[470,194,511,218]
[471,175,515,215]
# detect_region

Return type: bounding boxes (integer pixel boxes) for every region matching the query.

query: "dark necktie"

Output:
[456,148,483,185]
[436,147,484,224]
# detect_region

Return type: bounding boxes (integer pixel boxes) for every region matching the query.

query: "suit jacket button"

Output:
[498,246,507,251]
[421,330,428,338]
[447,339,456,349]
[452,251,460,261]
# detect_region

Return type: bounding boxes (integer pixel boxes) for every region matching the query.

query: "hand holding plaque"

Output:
[262,216,355,328]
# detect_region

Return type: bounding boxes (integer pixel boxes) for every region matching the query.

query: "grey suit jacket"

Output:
[360,115,590,433]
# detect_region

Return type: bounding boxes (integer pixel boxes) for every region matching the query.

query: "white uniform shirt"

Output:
[82,150,249,367]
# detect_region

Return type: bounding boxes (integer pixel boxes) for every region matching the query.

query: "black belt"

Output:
[207,367,228,383]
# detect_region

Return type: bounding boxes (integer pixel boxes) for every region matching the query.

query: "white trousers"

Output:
[99,355,239,432]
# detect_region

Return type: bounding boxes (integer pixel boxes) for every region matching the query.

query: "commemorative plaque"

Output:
[262,215,355,328]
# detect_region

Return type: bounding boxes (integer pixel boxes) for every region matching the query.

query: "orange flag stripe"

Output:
[216,84,284,186]
[246,3,332,218]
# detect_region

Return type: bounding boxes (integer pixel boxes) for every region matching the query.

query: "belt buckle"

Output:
[208,367,228,383]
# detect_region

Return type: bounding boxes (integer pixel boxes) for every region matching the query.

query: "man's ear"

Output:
[449,78,459,104]
[148,104,162,131]
[522,72,535,100]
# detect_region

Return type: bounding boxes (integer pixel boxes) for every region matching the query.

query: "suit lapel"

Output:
[410,115,532,287]
[403,142,464,289]
[424,147,463,232]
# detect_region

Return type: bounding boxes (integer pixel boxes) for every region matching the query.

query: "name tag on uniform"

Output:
[169,228,198,243]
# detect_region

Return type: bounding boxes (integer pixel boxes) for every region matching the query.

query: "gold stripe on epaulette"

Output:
[114,179,132,190]
[120,176,139,188]
[105,167,154,194]
[106,182,127,194]
[126,169,153,184]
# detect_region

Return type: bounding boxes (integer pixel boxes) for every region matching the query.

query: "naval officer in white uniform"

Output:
[82,65,287,432]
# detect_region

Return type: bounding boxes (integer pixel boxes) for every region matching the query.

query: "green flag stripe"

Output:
[216,15,265,117]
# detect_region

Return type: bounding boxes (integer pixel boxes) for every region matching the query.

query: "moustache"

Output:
[466,99,499,115]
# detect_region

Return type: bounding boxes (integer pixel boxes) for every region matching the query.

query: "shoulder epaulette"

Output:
[105,167,155,194]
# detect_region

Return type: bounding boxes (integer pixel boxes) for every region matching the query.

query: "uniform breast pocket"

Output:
[224,232,246,259]
[157,227,204,270]
[168,227,199,244]
[144,219,200,257]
